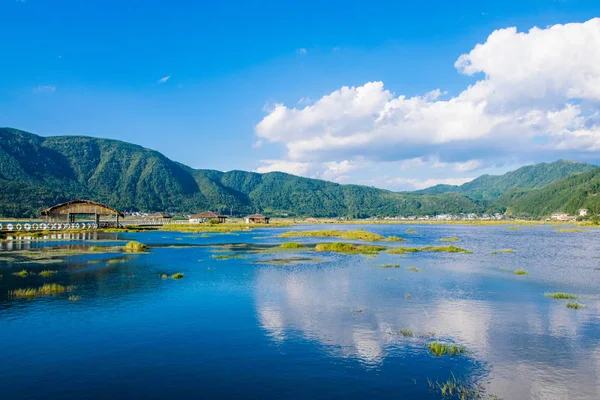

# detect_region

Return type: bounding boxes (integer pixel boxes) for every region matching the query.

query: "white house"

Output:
[578,208,589,217]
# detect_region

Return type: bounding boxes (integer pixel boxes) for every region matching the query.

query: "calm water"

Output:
[1,224,599,400]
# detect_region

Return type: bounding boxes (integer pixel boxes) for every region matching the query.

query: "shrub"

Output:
[124,241,148,252]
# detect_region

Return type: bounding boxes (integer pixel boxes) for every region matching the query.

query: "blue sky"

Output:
[2,0,600,190]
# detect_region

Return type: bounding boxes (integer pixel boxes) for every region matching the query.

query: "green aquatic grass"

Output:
[39,270,58,277]
[107,258,128,264]
[555,228,586,233]
[499,267,511,271]
[427,376,495,400]
[383,236,405,242]
[544,292,578,300]
[171,273,184,280]
[405,266,419,272]
[377,263,400,268]
[507,227,522,231]
[10,283,75,299]
[254,256,323,266]
[88,246,104,252]
[211,253,246,260]
[399,329,414,337]
[278,242,305,249]
[314,242,386,255]
[124,241,148,252]
[428,342,465,357]
[566,302,582,309]
[13,269,30,277]
[513,269,529,275]
[405,229,417,233]
[388,245,472,255]
[440,237,459,242]
[280,229,384,242]
[68,295,81,302]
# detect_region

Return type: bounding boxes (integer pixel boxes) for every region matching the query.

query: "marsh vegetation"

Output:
[388,245,472,254]
[428,342,466,357]
[513,269,529,275]
[124,241,148,252]
[314,243,386,255]
[544,292,578,299]
[440,237,459,242]
[281,229,384,241]
[9,283,75,299]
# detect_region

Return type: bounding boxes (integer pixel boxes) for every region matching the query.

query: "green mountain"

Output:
[416,160,597,200]
[0,128,482,218]
[0,128,596,219]
[502,169,600,218]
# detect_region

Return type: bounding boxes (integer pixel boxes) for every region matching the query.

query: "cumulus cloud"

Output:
[32,85,56,93]
[385,177,475,190]
[157,75,171,84]
[254,18,600,188]
[255,159,311,176]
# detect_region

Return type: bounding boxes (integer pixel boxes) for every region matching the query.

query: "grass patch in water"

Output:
[427,376,496,400]
[544,292,578,299]
[428,342,465,357]
[280,229,383,241]
[13,269,30,277]
[171,273,184,280]
[566,302,582,309]
[69,295,81,302]
[314,242,386,255]
[399,329,414,337]
[440,237,459,242]
[388,245,471,254]
[499,267,511,271]
[10,283,75,299]
[383,236,405,242]
[255,256,322,266]
[377,263,400,268]
[406,266,419,272]
[211,254,244,260]
[107,258,128,264]
[39,270,58,277]
[278,242,305,249]
[124,241,148,252]
[507,227,522,231]
[513,269,529,275]
[88,246,104,252]
[406,229,417,233]
[555,228,585,233]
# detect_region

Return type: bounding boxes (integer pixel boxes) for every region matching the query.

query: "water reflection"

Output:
[254,264,600,398]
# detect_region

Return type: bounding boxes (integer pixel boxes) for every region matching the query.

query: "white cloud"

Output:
[32,85,56,93]
[385,177,475,190]
[255,159,311,176]
[157,75,171,84]
[296,48,307,55]
[255,18,600,187]
[252,140,263,149]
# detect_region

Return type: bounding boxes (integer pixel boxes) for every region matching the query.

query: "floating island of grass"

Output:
[388,245,472,255]
[124,241,148,252]
[314,242,386,255]
[280,229,402,242]
[376,263,400,268]
[278,242,305,249]
[566,302,583,309]
[171,273,184,280]
[513,269,529,275]
[440,237,459,242]
[492,249,515,254]
[545,292,578,299]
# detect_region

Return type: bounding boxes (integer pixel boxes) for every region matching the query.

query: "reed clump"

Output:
[406,266,419,272]
[566,302,582,309]
[124,241,148,252]
[544,292,578,300]
[10,283,75,299]
[378,263,400,268]
[39,270,58,277]
[171,273,184,280]
[555,228,585,233]
[428,342,465,357]
[399,329,414,337]
[405,229,417,233]
[13,269,30,277]
[314,243,386,255]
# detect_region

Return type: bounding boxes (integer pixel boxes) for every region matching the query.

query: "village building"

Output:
[245,213,270,224]
[41,199,124,227]
[189,211,227,224]
[550,212,576,222]
[146,212,172,220]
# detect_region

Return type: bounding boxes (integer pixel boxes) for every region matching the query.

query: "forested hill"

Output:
[415,160,596,200]
[0,128,482,217]
[0,127,597,218]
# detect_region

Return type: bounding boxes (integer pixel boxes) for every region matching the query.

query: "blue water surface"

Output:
[0,224,599,400]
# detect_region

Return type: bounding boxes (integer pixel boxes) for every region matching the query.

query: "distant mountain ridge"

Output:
[416,160,597,200]
[0,128,597,218]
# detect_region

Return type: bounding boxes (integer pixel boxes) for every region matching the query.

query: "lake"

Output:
[1,224,599,399]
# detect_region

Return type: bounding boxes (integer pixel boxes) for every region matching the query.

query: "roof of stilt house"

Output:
[190,211,226,219]
[41,199,124,217]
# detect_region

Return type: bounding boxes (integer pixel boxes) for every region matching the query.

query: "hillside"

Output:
[0,128,483,218]
[503,169,600,218]
[416,160,597,200]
